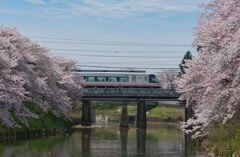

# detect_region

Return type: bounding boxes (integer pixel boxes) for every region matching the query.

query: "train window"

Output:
[107,77,118,82]
[132,76,136,82]
[87,76,95,82]
[119,77,129,82]
[96,76,106,82]
[149,75,160,83]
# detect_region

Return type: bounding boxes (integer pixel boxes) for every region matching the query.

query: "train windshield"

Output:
[149,75,160,83]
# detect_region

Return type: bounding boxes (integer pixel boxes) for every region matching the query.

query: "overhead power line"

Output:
[50,48,196,53]
[39,40,192,47]
[51,53,183,58]
[30,36,193,47]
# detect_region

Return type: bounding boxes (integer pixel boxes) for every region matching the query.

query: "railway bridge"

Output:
[79,87,184,129]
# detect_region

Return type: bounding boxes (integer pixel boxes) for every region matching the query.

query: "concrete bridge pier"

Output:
[81,100,92,126]
[119,101,129,129]
[91,102,96,123]
[136,100,147,129]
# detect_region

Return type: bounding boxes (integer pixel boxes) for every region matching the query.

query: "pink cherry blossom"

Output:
[177,0,240,138]
[0,26,82,128]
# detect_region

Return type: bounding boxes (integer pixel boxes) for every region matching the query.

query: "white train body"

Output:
[78,72,161,88]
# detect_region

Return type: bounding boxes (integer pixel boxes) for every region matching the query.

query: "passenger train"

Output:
[78,72,161,88]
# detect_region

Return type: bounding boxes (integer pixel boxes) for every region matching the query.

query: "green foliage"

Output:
[96,104,120,111]
[26,102,69,130]
[70,101,82,119]
[128,106,136,115]
[27,102,70,130]
[96,104,121,115]
[11,112,25,127]
[0,102,71,136]
[96,104,137,115]
[179,51,193,76]
[204,113,240,156]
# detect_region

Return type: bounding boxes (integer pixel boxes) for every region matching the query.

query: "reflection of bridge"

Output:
[80,87,182,129]
[79,127,193,157]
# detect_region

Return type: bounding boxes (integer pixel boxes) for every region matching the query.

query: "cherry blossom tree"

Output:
[0,26,82,128]
[157,69,178,89]
[177,0,240,138]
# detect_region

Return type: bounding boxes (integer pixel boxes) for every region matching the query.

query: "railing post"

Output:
[136,100,147,129]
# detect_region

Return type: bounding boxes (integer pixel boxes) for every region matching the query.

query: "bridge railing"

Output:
[82,87,180,98]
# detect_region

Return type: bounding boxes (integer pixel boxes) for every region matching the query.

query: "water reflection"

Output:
[185,133,193,157]
[120,129,128,157]
[81,128,91,157]
[0,123,207,157]
[136,129,146,156]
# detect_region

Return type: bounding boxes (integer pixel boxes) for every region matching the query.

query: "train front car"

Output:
[148,74,161,87]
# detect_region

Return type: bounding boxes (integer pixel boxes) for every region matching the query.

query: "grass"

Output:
[96,104,137,115]
[203,114,240,157]
[128,106,136,115]
[26,102,70,130]
[0,102,71,136]
[96,104,120,112]
[147,105,184,118]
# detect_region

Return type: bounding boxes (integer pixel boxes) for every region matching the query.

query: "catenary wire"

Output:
[30,36,193,47]
[49,48,196,53]
[37,41,192,47]
[50,53,183,58]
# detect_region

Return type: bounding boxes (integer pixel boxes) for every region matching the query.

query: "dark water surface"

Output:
[0,123,208,157]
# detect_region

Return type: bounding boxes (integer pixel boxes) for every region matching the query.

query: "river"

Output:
[0,123,208,157]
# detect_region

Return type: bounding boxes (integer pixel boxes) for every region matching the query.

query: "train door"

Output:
[132,75,137,84]
[136,75,144,83]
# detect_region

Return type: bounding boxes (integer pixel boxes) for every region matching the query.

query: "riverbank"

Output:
[0,102,72,140]
[202,113,240,157]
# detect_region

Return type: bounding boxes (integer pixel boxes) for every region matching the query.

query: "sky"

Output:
[0,0,208,73]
